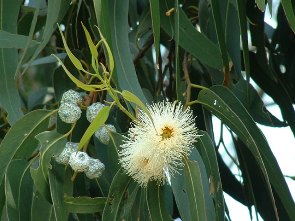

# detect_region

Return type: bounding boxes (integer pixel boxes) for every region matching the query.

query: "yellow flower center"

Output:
[161,126,173,139]
[140,158,149,168]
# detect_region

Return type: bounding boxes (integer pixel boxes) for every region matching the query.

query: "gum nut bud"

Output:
[85,158,105,179]
[55,142,79,164]
[69,151,90,172]
[58,103,82,123]
[86,102,105,122]
[61,89,83,105]
[94,124,116,145]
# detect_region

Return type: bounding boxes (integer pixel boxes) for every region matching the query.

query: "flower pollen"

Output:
[161,126,173,139]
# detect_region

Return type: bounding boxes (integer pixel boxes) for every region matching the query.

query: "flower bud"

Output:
[55,142,79,164]
[86,102,105,122]
[85,158,105,179]
[61,89,83,105]
[58,103,82,123]
[69,151,90,172]
[95,124,116,145]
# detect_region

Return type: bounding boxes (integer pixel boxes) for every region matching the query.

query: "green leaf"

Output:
[0,30,39,48]
[231,80,286,127]
[174,1,183,102]
[19,0,71,77]
[0,180,5,218]
[255,0,266,11]
[235,0,250,80]
[171,149,216,221]
[48,162,69,221]
[4,159,33,221]
[146,182,173,221]
[149,0,160,61]
[0,110,52,185]
[22,53,67,68]
[160,1,223,69]
[210,0,230,79]
[64,196,107,213]
[57,24,83,71]
[225,2,242,76]
[98,0,148,104]
[196,131,225,221]
[81,22,98,61]
[31,191,55,221]
[0,0,23,125]
[78,106,110,150]
[18,161,34,221]
[31,131,67,202]
[120,183,140,219]
[52,54,98,91]
[121,90,149,114]
[182,150,216,221]
[281,0,295,33]
[102,168,132,221]
[197,86,295,220]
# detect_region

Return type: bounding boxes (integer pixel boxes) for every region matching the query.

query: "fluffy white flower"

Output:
[55,142,79,164]
[95,124,116,145]
[119,101,200,187]
[86,102,105,122]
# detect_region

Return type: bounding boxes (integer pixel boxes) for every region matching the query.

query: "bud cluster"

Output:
[55,142,105,179]
[58,90,83,123]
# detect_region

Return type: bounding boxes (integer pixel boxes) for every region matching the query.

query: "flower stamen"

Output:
[161,126,174,139]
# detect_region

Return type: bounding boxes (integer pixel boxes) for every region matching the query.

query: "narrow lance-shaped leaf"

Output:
[0,30,39,48]
[57,24,84,71]
[31,131,67,202]
[255,0,266,11]
[171,148,216,221]
[149,0,160,62]
[196,131,225,221]
[210,0,230,84]
[52,54,100,91]
[48,162,70,221]
[99,0,148,104]
[4,160,30,221]
[0,110,53,185]
[19,0,71,77]
[102,168,132,221]
[197,86,295,220]
[64,196,108,214]
[78,106,110,150]
[146,182,173,221]
[31,191,54,221]
[182,150,216,221]
[281,0,295,33]
[0,0,23,125]
[160,1,223,69]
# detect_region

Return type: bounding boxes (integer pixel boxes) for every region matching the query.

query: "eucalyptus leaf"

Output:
[197,86,295,220]
[64,196,107,214]
[0,110,53,185]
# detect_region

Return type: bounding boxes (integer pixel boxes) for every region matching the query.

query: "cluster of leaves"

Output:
[0,0,295,221]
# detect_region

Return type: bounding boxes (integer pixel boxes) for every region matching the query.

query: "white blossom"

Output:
[119,101,200,187]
